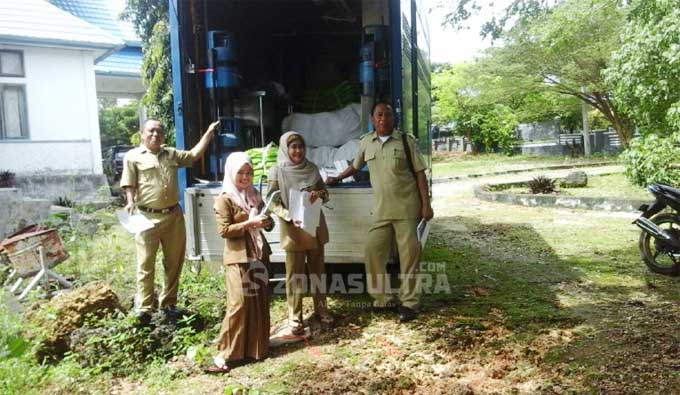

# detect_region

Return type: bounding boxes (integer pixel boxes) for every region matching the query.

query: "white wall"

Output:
[0,45,104,175]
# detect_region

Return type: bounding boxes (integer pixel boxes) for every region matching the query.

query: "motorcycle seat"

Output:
[656,184,680,201]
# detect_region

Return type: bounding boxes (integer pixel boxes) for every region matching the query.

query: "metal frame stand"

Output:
[11,246,72,300]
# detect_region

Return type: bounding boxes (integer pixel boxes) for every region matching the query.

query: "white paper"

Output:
[417,219,426,243]
[334,160,355,183]
[262,190,280,214]
[116,209,155,234]
[289,190,322,236]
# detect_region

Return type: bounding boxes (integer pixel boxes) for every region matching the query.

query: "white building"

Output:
[0,0,123,176]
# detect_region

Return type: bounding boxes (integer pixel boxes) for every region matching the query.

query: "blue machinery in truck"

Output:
[168,0,432,263]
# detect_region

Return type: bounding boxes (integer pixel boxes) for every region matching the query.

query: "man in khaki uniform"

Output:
[327,102,433,322]
[121,119,219,324]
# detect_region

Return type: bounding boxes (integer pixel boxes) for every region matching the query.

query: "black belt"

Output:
[138,204,178,214]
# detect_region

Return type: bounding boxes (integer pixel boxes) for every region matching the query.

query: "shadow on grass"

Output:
[255,215,588,394]
[420,215,582,329]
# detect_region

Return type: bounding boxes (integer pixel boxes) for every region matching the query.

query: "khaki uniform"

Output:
[268,179,330,325]
[353,131,426,309]
[120,145,195,313]
[213,195,271,362]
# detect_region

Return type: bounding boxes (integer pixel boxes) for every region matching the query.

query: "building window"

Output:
[0,85,29,139]
[0,50,25,77]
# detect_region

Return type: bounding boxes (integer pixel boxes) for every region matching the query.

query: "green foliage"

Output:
[0,303,48,394]
[70,313,157,375]
[443,0,559,41]
[432,64,518,153]
[528,175,556,194]
[68,311,204,376]
[298,81,358,113]
[620,132,680,187]
[99,100,140,148]
[605,0,680,137]
[123,0,174,144]
[446,0,633,146]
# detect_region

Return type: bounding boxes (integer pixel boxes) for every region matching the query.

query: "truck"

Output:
[168,0,432,264]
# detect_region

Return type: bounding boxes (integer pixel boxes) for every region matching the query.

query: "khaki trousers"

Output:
[365,218,421,309]
[285,245,328,325]
[134,209,186,313]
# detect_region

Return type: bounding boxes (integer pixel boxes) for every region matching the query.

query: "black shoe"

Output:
[398,306,416,322]
[134,312,152,327]
[372,300,399,313]
[162,306,183,321]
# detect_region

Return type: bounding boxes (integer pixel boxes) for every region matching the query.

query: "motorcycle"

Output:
[634,183,680,276]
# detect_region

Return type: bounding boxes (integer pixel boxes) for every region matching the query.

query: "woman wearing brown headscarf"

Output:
[267,131,332,335]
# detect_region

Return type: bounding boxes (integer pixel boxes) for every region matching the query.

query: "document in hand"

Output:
[116,209,155,234]
[289,190,322,236]
[417,219,427,243]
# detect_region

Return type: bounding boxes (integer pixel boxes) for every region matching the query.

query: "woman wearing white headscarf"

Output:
[208,152,273,373]
[267,131,332,336]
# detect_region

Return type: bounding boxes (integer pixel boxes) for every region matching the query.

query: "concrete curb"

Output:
[473,177,648,212]
[432,161,616,184]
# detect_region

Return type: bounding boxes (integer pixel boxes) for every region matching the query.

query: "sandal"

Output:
[290,322,305,336]
[204,365,231,374]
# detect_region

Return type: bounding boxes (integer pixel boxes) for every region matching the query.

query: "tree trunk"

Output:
[564,90,634,148]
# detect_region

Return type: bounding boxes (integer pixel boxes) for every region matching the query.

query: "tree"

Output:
[122,0,174,144]
[432,64,518,153]
[99,100,140,148]
[605,0,680,137]
[445,0,635,146]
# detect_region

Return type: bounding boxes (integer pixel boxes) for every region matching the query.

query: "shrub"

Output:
[53,196,75,208]
[0,304,48,394]
[620,132,680,187]
[0,170,15,188]
[528,175,556,194]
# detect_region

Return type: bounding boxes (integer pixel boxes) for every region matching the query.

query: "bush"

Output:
[620,132,680,187]
[0,170,15,188]
[0,304,48,394]
[528,175,556,194]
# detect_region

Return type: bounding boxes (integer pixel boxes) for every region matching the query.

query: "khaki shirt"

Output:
[120,145,195,209]
[352,131,426,220]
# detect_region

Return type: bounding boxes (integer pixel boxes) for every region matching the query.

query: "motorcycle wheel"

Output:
[639,212,680,276]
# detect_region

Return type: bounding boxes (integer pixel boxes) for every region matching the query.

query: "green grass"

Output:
[432,152,616,178]
[1,187,679,394]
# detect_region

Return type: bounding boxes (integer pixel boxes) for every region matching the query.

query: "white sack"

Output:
[282,103,362,147]
[306,139,360,169]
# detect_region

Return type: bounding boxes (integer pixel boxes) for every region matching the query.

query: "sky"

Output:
[427,0,512,64]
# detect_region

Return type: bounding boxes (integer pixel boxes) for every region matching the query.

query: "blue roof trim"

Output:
[49,0,140,44]
[0,36,120,51]
[95,46,142,75]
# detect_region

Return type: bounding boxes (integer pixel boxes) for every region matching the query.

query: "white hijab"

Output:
[222,152,264,259]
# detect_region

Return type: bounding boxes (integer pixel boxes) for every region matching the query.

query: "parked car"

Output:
[102,145,134,195]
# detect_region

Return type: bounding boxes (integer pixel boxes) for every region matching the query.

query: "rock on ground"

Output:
[559,171,588,188]
[27,280,122,360]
